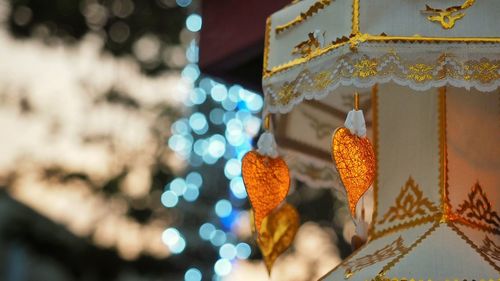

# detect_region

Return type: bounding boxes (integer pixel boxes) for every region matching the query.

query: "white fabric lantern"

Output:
[263,0,500,280]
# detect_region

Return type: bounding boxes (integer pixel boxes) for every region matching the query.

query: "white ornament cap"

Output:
[344,109,367,137]
[354,217,369,241]
[257,132,279,158]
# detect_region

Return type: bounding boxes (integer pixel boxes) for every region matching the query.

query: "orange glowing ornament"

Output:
[242,115,291,232]
[242,144,290,233]
[331,92,375,217]
[257,202,299,275]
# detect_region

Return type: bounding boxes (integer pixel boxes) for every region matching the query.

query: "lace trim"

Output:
[263,48,500,113]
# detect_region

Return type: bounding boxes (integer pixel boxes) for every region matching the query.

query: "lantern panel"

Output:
[447,88,500,221]
[374,84,441,234]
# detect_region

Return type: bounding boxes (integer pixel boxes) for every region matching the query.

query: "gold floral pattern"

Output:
[310,71,333,91]
[378,177,439,224]
[407,63,435,82]
[464,59,500,83]
[457,182,500,229]
[265,52,500,108]
[354,58,378,78]
[479,236,500,262]
[343,236,407,278]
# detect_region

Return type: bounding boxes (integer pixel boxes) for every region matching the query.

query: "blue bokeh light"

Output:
[215,199,232,218]
[214,259,232,276]
[185,268,202,281]
[193,139,208,156]
[189,88,206,105]
[229,177,247,199]
[170,178,187,196]
[162,228,186,254]
[183,184,200,202]
[182,63,200,82]
[207,134,226,158]
[186,14,202,32]
[211,84,227,102]
[186,172,203,188]
[176,0,192,7]
[209,108,225,125]
[189,113,208,134]
[186,40,199,63]
[210,230,227,246]
[161,191,179,208]
[219,243,237,260]
[235,243,252,259]
[171,119,190,135]
[224,159,241,179]
[199,223,216,240]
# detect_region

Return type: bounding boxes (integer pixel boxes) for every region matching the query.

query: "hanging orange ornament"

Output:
[257,202,300,275]
[331,92,375,217]
[242,115,291,233]
[242,138,290,232]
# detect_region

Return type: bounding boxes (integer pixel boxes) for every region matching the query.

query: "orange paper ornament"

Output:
[332,127,375,216]
[242,151,290,232]
[257,202,300,275]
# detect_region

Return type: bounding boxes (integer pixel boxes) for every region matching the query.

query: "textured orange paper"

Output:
[332,127,375,216]
[242,151,290,232]
[257,203,299,275]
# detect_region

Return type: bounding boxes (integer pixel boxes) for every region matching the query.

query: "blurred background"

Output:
[0,0,358,280]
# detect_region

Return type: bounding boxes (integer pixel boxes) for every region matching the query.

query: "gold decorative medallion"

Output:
[343,236,407,278]
[379,177,439,224]
[421,0,476,29]
[457,182,500,229]
[292,31,324,58]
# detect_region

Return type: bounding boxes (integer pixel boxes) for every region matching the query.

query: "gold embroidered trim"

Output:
[457,182,500,229]
[263,34,500,78]
[372,215,439,241]
[275,0,332,35]
[421,0,476,29]
[480,236,500,262]
[449,223,500,272]
[265,53,500,107]
[263,17,271,77]
[352,0,360,35]
[378,177,439,224]
[452,215,500,235]
[343,236,407,279]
